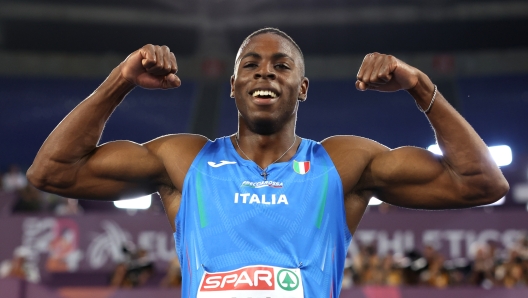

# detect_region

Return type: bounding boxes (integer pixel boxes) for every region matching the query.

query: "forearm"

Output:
[28,66,135,184]
[408,74,509,199]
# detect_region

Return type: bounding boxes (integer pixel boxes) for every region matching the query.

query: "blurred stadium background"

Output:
[1,0,528,297]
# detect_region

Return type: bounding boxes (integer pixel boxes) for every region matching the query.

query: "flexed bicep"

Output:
[31,140,166,201]
[350,52,507,210]
[27,44,191,201]
[368,146,489,209]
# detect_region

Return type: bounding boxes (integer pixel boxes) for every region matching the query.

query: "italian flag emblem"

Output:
[293,160,310,175]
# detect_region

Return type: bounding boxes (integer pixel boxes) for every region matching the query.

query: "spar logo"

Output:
[241,180,283,188]
[277,269,300,291]
[199,266,275,291]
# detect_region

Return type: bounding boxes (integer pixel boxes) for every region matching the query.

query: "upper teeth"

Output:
[252,90,278,98]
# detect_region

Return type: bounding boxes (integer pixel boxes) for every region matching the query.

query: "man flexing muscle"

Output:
[27,28,508,297]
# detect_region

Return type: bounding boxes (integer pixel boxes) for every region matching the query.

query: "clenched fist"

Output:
[119,44,181,90]
[355,53,422,92]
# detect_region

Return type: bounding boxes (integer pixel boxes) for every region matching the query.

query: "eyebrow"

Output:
[240,52,295,63]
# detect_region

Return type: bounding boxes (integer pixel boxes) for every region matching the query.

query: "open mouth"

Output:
[250,89,280,99]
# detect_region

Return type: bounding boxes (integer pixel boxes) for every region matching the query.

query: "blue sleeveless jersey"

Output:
[175,137,352,297]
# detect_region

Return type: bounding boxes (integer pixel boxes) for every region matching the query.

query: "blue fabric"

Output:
[175,136,352,297]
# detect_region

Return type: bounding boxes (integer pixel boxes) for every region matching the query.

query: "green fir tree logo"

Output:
[277,269,299,291]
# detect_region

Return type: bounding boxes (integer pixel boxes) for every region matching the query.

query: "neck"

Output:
[233,125,298,170]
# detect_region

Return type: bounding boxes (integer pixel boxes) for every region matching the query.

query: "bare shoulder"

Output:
[144,133,209,155]
[321,135,389,193]
[321,135,388,154]
[321,135,389,165]
[143,133,209,190]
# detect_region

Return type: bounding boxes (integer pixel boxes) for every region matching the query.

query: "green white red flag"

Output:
[293,160,310,175]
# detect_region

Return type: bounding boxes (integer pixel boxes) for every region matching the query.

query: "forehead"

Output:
[236,33,299,61]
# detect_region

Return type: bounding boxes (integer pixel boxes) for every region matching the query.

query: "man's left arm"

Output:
[356,53,509,209]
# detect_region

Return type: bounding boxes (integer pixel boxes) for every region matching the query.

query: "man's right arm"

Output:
[27,44,189,200]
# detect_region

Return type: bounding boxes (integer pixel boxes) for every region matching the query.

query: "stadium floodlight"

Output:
[489,145,513,167]
[114,195,152,209]
[427,144,512,167]
[427,144,443,155]
[369,197,383,206]
[482,196,505,207]
[369,196,504,207]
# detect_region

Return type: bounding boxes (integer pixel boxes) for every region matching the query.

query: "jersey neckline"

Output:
[222,136,307,172]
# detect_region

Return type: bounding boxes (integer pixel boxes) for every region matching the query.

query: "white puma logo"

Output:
[207,160,237,168]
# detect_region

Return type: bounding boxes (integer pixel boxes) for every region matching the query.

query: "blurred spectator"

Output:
[53,198,84,216]
[126,248,154,286]
[422,254,449,288]
[11,184,43,213]
[0,246,40,283]
[342,236,528,290]
[160,257,182,287]
[419,245,449,288]
[514,235,528,260]
[401,250,425,286]
[109,243,154,288]
[444,258,471,286]
[384,254,403,286]
[469,242,495,287]
[495,236,528,288]
[2,164,27,192]
[110,263,128,287]
[499,250,525,287]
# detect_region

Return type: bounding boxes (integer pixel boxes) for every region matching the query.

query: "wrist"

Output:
[114,63,138,89]
[96,66,137,100]
[407,73,436,112]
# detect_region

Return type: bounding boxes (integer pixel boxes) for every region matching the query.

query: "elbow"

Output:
[27,157,80,194]
[490,177,510,203]
[26,164,49,191]
[467,176,510,206]
[26,163,70,192]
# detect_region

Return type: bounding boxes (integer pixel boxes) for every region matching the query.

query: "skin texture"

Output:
[27,34,509,234]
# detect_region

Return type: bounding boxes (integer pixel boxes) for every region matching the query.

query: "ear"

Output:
[298,77,309,102]
[230,75,235,98]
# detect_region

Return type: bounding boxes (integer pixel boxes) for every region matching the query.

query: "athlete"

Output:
[27,28,508,297]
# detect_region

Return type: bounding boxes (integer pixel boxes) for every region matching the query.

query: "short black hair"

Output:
[235,27,305,76]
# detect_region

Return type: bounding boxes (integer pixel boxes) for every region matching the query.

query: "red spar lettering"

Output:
[254,270,272,287]
[220,274,238,288]
[200,266,275,291]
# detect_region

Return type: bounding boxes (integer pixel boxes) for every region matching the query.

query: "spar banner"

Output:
[0,210,527,276]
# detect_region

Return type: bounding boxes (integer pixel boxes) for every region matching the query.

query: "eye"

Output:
[243,63,257,68]
[275,63,290,70]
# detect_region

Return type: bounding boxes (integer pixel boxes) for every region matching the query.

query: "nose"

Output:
[254,63,276,80]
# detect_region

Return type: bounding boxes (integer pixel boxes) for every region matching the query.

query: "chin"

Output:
[248,118,279,135]
[239,106,295,135]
